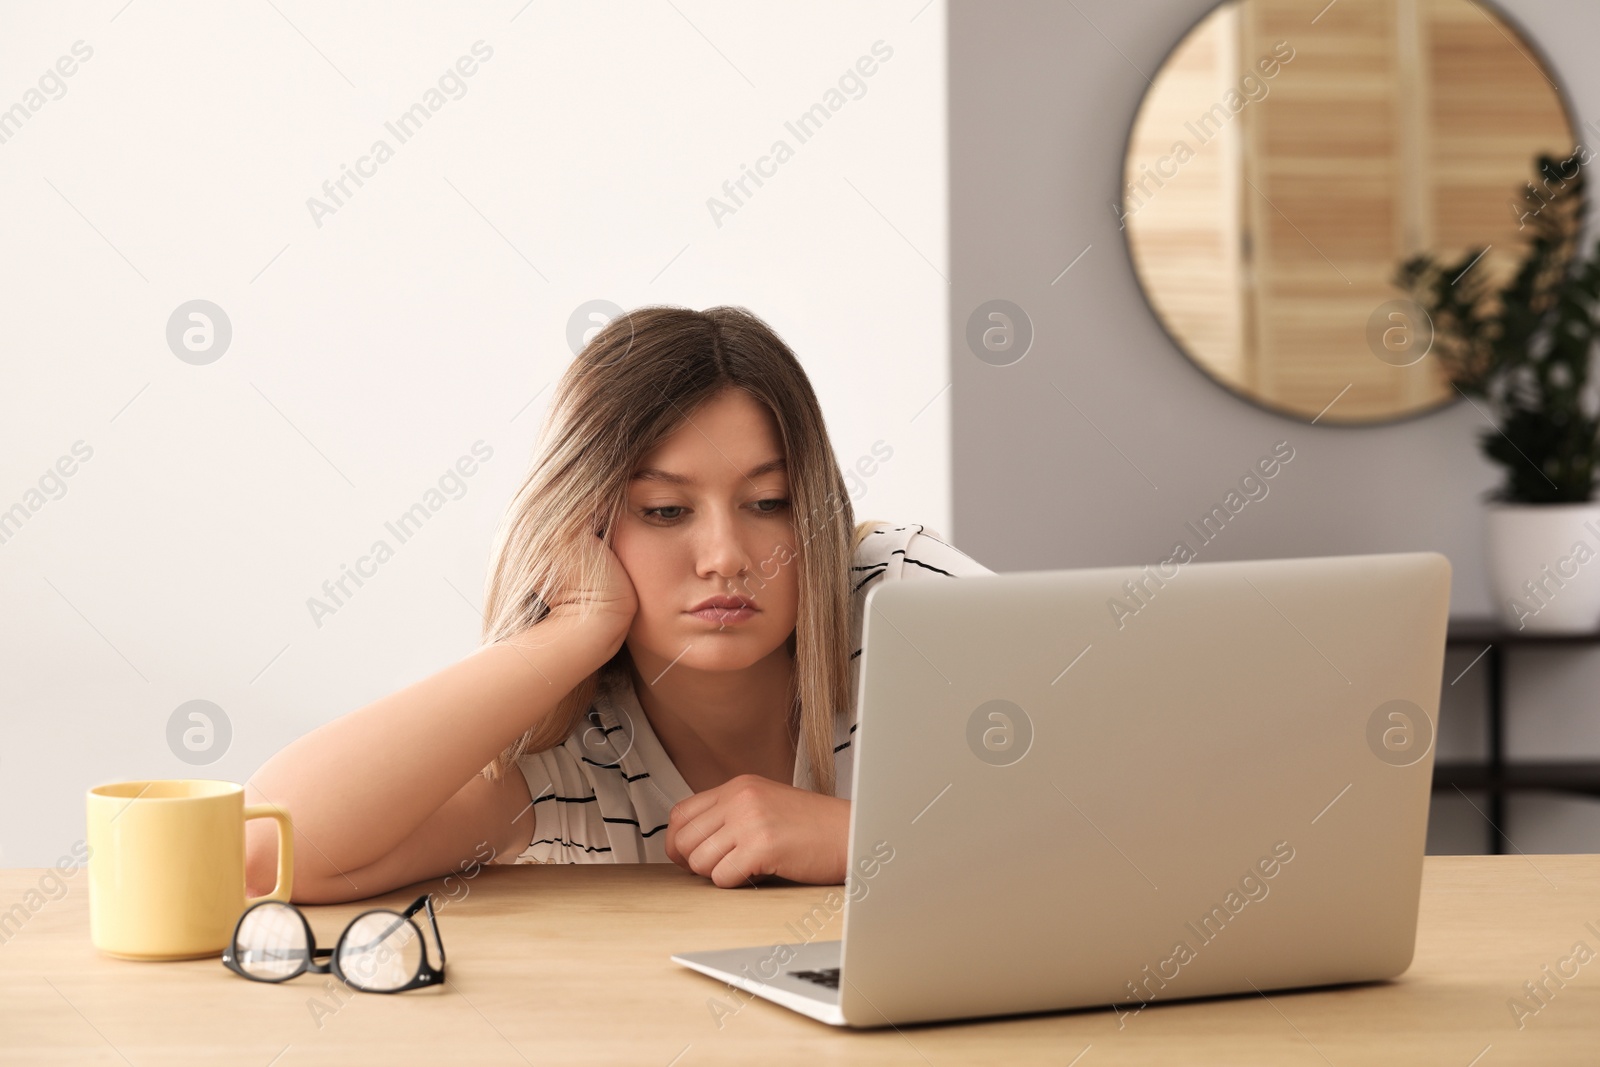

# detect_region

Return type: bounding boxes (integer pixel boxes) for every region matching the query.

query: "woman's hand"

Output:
[548,529,639,637]
[664,775,850,888]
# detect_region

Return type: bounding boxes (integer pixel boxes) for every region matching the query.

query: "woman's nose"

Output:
[696,510,753,578]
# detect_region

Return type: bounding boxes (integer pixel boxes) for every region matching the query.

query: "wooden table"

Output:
[1,857,1596,1065]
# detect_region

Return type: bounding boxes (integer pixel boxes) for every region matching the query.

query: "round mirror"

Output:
[1121,0,1581,424]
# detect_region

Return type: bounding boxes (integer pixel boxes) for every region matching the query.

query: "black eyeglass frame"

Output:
[221,893,445,994]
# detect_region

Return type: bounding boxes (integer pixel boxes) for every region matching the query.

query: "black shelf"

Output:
[1446,616,1600,646]
[1433,761,1600,796]
[1442,616,1600,853]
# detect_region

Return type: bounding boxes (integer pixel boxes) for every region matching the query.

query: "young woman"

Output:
[244,305,991,904]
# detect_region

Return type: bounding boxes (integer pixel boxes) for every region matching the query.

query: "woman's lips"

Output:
[686,606,758,625]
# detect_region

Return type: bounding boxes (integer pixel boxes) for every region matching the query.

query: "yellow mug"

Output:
[86,779,293,961]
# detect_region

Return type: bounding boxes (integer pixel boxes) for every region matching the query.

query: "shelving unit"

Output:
[1437,616,1600,854]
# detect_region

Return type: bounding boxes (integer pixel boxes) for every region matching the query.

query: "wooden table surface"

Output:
[1,855,1596,1065]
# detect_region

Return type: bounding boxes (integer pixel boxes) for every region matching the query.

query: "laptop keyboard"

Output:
[788,967,840,989]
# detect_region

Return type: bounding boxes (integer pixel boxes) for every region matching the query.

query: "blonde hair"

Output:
[478,304,876,796]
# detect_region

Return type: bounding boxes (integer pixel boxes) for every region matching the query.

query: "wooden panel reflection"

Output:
[1124,0,1575,423]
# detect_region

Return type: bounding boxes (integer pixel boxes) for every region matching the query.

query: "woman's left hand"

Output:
[664,774,850,888]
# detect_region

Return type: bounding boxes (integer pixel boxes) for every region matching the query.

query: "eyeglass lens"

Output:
[337,911,423,991]
[234,903,311,980]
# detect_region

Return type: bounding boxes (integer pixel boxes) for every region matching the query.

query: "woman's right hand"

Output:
[548,529,639,638]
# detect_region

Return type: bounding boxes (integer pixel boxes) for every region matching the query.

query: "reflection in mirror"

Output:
[1121,0,1580,424]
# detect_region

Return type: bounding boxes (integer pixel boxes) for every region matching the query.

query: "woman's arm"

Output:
[259,766,529,904]
[244,606,627,903]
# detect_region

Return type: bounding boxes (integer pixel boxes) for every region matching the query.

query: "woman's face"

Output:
[611,388,801,673]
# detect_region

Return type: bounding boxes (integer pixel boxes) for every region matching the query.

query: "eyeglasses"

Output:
[221,893,445,993]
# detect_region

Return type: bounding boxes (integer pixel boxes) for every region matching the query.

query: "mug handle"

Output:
[242,803,294,906]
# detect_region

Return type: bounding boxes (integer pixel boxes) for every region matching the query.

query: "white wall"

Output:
[949,0,1600,853]
[0,1,950,868]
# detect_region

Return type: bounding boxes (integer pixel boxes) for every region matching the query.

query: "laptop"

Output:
[672,550,1452,1027]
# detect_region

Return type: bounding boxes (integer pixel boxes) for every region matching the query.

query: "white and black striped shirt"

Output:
[511,521,993,864]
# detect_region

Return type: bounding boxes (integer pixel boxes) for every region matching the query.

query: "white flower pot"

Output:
[1485,502,1600,632]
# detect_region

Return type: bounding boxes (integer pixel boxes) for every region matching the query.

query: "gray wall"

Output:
[949,0,1600,853]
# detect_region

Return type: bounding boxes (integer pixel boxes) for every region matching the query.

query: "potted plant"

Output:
[1396,152,1600,631]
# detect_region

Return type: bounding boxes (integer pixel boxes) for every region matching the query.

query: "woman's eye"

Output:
[642,499,790,524]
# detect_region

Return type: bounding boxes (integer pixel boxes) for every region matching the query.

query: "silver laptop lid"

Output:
[837,551,1451,1027]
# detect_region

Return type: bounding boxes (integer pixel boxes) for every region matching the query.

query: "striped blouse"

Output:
[511,520,994,864]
